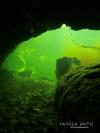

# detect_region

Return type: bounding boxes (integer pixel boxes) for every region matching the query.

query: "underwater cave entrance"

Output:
[1,24,100,81]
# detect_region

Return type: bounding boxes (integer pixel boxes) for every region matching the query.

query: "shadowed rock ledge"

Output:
[55,62,100,133]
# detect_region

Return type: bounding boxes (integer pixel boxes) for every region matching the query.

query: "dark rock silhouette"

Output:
[55,57,81,80]
[55,62,100,133]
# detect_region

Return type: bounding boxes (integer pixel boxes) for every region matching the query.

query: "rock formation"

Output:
[55,57,81,80]
[55,62,100,132]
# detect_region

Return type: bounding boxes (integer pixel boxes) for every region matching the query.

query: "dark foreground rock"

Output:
[55,62,100,133]
[0,69,59,133]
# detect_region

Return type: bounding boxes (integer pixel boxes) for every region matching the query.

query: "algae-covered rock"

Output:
[55,62,100,132]
[55,57,81,80]
[0,70,59,133]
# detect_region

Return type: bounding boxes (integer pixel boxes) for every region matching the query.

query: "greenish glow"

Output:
[2,24,100,80]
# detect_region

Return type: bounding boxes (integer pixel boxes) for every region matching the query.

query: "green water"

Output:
[2,24,100,80]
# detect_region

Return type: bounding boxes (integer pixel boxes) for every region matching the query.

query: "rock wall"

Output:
[55,62,100,132]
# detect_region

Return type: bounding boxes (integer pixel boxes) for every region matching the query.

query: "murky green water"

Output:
[2,24,100,80]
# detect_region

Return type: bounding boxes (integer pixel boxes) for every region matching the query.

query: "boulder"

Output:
[55,57,81,80]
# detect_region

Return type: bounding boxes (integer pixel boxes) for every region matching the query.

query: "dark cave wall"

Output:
[1,1,100,64]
